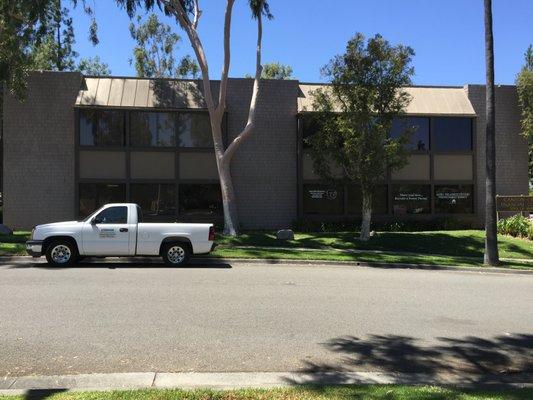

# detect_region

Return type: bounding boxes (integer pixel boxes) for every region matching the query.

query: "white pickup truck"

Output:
[26,203,215,267]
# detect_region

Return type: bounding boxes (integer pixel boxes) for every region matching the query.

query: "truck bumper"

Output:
[26,240,43,257]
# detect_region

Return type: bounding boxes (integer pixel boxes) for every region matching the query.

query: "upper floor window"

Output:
[178,113,213,148]
[130,112,176,147]
[390,117,430,151]
[433,117,472,152]
[80,110,125,146]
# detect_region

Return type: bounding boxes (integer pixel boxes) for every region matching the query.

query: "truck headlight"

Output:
[31,227,35,240]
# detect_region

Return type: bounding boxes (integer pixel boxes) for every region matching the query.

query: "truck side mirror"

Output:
[90,218,97,225]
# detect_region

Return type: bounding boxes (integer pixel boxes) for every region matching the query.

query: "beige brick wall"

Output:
[3,71,82,229]
[226,79,299,229]
[465,84,529,226]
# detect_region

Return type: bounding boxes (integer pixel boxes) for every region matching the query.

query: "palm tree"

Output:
[484,0,499,265]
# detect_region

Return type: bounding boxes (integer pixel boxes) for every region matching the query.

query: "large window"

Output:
[80,110,125,146]
[130,184,176,221]
[303,185,344,215]
[178,113,213,147]
[179,184,222,219]
[130,112,176,147]
[433,117,472,152]
[79,183,126,217]
[347,186,388,215]
[435,185,474,214]
[392,185,431,214]
[390,117,430,151]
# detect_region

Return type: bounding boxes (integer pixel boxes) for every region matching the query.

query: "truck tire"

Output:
[162,242,190,266]
[45,239,78,267]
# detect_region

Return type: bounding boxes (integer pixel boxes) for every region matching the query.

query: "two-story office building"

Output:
[2,71,529,230]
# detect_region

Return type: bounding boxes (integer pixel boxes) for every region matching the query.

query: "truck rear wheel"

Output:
[162,243,190,266]
[45,240,78,267]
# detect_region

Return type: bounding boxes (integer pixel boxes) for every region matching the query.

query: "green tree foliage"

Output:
[305,33,414,240]
[30,0,77,71]
[78,56,111,76]
[516,44,533,187]
[0,0,51,98]
[1,0,98,98]
[245,62,293,79]
[129,13,199,78]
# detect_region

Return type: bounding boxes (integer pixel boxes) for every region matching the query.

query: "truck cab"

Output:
[26,203,215,267]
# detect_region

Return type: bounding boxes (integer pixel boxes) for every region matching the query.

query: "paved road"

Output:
[1,259,533,379]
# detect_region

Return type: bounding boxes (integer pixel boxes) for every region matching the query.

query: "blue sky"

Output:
[71,0,532,85]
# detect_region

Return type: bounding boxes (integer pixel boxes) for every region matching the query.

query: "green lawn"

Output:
[2,386,533,400]
[1,229,531,269]
[212,230,532,268]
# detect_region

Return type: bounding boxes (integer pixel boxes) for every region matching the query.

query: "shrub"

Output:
[291,217,474,233]
[497,214,531,238]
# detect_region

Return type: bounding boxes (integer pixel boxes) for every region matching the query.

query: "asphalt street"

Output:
[1,258,533,379]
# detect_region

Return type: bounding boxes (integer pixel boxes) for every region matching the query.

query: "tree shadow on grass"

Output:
[24,389,67,400]
[286,333,533,388]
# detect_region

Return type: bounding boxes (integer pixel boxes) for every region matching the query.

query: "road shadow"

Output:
[24,389,67,400]
[8,258,232,270]
[286,333,533,387]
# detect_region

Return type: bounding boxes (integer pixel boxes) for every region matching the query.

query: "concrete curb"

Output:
[1,255,532,275]
[1,371,532,394]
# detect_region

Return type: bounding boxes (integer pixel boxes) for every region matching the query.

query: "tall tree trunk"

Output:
[359,188,372,241]
[483,0,500,266]
[168,0,265,236]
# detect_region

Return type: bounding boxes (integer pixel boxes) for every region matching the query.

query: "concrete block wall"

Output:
[3,71,82,229]
[225,79,299,229]
[466,84,529,225]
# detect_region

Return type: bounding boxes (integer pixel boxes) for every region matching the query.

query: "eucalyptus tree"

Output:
[78,56,111,76]
[483,0,499,266]
[305,33,414,241]
[245,62,293,79]
[129,13,198,78]
[116,0,272,235]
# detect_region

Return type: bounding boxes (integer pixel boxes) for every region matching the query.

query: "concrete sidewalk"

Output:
[1,372,533,395]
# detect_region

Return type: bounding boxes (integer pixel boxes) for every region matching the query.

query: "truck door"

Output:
[81,206,131,256]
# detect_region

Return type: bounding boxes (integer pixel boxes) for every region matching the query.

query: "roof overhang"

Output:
[75,77,207,109]
[298,84,476,117]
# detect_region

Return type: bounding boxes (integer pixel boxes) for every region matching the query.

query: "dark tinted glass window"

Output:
[392,185,431,214]
[390,117,430,151]
[178,113,213,147]
[130,184,176,221]
[179,184,222,220]
[435,185,474,214]
[79,183,126,218]
[80,110,125,146]
[347,186,388,214]
[130,112,176,147]
[303,185,344,215]
[433,117,472,151]
[94,206,128,224]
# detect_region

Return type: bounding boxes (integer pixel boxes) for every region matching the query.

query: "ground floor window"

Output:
[346,185,388,215]
[178,184,222,220]
[79,183,126,218]
[392,185,431,214]
[303,185,344,215]
[435,185,474,214]
[130,184,176,221]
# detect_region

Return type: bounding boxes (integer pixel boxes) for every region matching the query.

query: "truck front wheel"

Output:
[45,240,78,267]
[162,243,190,266]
